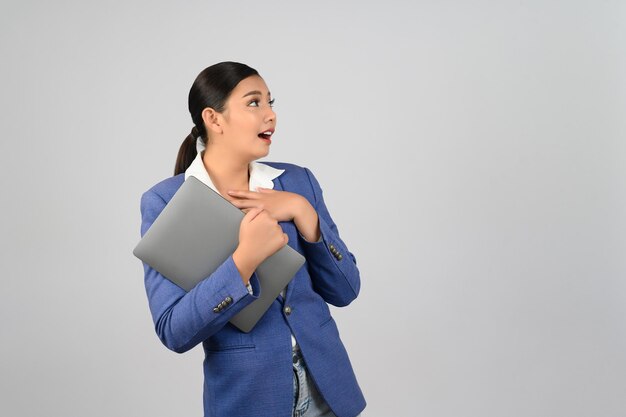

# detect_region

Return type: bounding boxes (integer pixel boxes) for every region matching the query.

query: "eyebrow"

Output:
[242,90,271,98]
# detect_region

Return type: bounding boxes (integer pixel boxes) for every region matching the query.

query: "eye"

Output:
[248,98,276,108]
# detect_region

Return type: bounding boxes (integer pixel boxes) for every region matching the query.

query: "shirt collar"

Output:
[184,150,285,192]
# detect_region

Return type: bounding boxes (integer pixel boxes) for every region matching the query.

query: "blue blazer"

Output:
[139,162,366,417]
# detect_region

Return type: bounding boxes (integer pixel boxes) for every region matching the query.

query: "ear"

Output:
[201,107,223,135]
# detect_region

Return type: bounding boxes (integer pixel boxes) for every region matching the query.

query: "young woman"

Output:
[138,61,365,417]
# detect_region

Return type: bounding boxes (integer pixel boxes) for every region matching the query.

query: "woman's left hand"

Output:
[227,188,305,222]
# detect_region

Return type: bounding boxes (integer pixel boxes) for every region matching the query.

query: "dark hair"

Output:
[174,61,260,175]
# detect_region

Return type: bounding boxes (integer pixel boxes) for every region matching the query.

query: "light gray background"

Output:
[1,1,624,416]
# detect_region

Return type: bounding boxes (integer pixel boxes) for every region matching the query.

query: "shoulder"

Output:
[258,161,324,204]
[259,160,320,188]
[257,160,303,173]
[257,160,318,184]
[141,173,185,204]
[138,173,185,232]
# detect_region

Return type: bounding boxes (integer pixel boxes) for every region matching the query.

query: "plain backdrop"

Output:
[1,1,625,416]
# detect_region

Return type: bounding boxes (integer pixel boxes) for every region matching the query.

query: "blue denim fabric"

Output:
[292,346,361,417]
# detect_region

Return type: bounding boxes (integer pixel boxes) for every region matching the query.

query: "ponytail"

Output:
[174,126,202,175]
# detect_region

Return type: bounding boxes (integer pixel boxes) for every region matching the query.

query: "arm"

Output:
[139,190,261,354]
[295,167,361,307]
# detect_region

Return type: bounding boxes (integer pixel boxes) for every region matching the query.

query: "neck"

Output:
[201,148,251,193]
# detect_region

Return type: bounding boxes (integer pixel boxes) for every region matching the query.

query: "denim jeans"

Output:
[292,346,361,417]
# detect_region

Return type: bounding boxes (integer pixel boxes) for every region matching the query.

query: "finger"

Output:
[228,190,259,199]
[243,206,264,222]
[232,199,263,211]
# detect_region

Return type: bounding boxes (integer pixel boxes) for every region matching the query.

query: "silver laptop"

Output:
[133,175,305,332]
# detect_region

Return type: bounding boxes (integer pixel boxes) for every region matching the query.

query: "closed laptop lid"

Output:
[134,175,305,332]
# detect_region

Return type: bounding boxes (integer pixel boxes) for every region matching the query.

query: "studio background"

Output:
[1,1,625,416]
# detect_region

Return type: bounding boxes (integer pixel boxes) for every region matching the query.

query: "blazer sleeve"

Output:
[296,167,361,307]
[139,190,261,354]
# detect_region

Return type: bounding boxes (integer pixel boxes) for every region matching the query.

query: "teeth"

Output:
[262,131,272,136]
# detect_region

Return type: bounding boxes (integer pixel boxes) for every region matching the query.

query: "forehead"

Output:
[231,75,270,97]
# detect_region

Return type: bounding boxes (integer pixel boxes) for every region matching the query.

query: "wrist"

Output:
[294,195,312,222]
[294,199,321,243]
[232,246,259,285]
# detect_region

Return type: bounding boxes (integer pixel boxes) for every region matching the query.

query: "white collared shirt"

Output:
[184,151,285,194]
[184,148,298,347]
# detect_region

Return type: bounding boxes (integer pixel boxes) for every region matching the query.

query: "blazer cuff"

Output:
[297,214,340,262]
[222,254,261,301]
[204,254,261,314]
[247,270,261,296]
[298,230,322,244]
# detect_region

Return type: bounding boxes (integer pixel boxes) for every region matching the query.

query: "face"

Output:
[214,75,276,160]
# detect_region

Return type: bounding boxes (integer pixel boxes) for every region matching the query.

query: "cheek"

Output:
[232,112,257,130]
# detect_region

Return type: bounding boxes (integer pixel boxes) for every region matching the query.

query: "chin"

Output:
[251,149,269,160]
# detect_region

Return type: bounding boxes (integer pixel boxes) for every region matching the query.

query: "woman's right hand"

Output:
[236,207,289,269]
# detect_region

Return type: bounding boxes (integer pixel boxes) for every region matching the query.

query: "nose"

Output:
[265,106,276,123]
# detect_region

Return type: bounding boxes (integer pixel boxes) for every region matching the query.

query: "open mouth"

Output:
[258,129,274,140]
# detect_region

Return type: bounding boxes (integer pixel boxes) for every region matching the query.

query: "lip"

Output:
[258,127,275,144]
[258,128,275,135]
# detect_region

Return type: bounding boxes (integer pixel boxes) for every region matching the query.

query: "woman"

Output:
[138,61,365,417]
